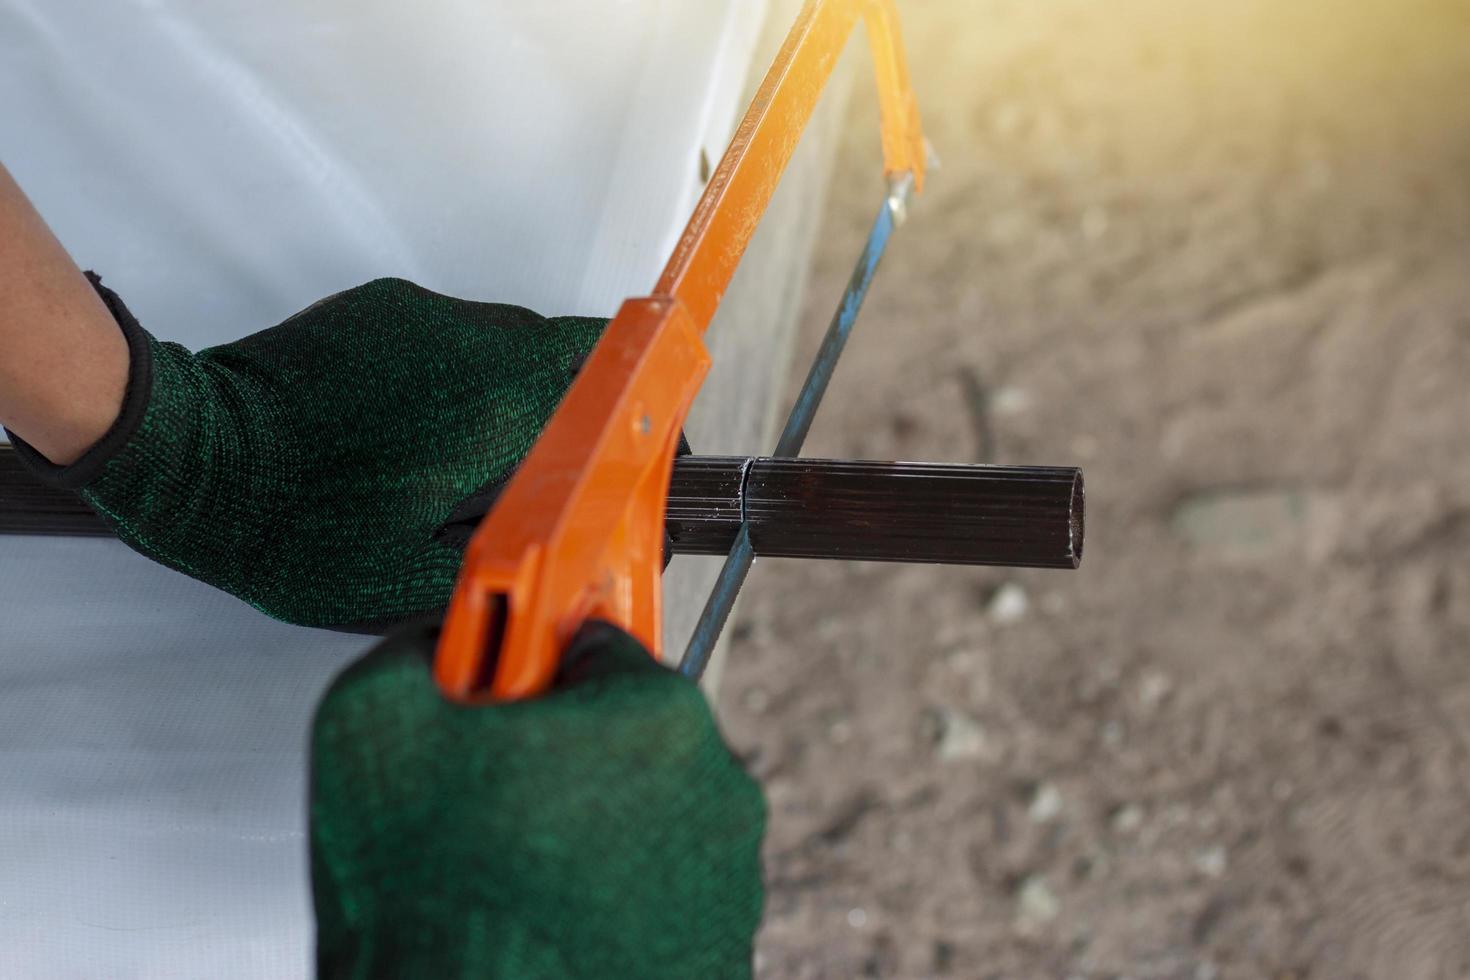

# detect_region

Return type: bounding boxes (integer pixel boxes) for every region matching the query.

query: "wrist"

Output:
[0,276,129,466]
[6,273,155,489]
[27,344,128,465]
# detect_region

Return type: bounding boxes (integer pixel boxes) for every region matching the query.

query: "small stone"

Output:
[935,708,992,762]
[991,385,1033,416]
[1017,874,1059,924]
[1194,844,1228,878]
[1172,488,1312,560]
[1272,778,1295,801]
[987,583,1029,624]
[1139,670,1173,710]
[1110,804,1144,834]
[1028,783,1064,823]
[829,719,853,745]
[847,907,868,929]
[765,777,796,805]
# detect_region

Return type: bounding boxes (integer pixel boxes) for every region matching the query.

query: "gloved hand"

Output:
[309,618,766,979]
[6,274,606,631]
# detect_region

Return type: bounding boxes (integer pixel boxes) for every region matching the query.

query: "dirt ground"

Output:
[716,1,1470,976]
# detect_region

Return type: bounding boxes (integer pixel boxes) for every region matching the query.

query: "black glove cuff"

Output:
[5,271,155,490]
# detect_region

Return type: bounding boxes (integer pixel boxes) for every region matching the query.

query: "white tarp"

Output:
[0,2,768,974]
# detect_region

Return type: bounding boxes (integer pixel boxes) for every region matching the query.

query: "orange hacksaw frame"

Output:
[434,0,927,702]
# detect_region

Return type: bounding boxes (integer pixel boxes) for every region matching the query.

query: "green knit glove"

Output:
[7,274,605,630]
[310,618,766,979]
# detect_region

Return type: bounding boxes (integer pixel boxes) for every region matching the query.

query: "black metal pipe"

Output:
[0,444,1082,568]
[667,456,1082,569]
[0,444,106,535]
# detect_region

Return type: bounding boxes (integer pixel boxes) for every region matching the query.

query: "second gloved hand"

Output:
[7,275,606,630]
[310,619,766,979]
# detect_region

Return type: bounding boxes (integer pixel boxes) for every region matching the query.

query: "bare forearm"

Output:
[0,162,128,465]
